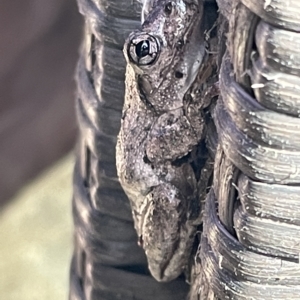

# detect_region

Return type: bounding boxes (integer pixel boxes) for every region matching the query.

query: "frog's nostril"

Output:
[164,2,173,15]
[175,71,184,79]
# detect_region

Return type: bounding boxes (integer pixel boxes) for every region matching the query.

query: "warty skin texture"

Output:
[116,0,209,282]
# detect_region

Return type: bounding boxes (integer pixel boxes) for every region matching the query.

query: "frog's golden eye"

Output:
[127,33,160,66]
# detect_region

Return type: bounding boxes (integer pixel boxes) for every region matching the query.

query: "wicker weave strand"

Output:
[190,0,300,299]
[69,0,190,299]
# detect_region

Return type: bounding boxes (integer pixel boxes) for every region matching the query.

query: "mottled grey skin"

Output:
[116,0,210,282]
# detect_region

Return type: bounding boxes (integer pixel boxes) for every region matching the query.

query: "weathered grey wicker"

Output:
[69,0,190,299]
[70,0,300,299]
[190,0,300,299]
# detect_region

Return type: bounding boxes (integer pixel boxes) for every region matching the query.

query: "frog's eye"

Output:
[127,34,160,66]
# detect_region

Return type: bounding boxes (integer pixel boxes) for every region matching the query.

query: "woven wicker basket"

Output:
[190,0,300,299]
[70,0,190,299]
[70,0,300,299]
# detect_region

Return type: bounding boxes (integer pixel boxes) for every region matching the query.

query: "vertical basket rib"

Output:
[70,0,190,299]
[191,0,300,299]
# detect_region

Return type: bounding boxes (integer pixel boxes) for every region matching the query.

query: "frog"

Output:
[116,0,215,282]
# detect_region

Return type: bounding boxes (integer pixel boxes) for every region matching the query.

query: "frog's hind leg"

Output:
[140,183,197,282]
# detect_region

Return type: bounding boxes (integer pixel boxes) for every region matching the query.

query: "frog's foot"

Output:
[139,183,197,282]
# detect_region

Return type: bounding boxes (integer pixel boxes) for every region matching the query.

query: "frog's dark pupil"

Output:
[136,40,150,58]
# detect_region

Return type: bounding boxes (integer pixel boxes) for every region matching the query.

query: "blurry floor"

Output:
[0,154,74,300]
[0,0,81,205]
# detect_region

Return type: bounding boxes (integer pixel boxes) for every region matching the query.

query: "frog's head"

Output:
[141,0,201,24]
[124,0,204,112]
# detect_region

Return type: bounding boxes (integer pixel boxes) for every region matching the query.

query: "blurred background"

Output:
[0,0,82,298]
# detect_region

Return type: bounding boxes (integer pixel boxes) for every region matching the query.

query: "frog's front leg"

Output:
[139,181,197,282]
[145,108,204,163]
